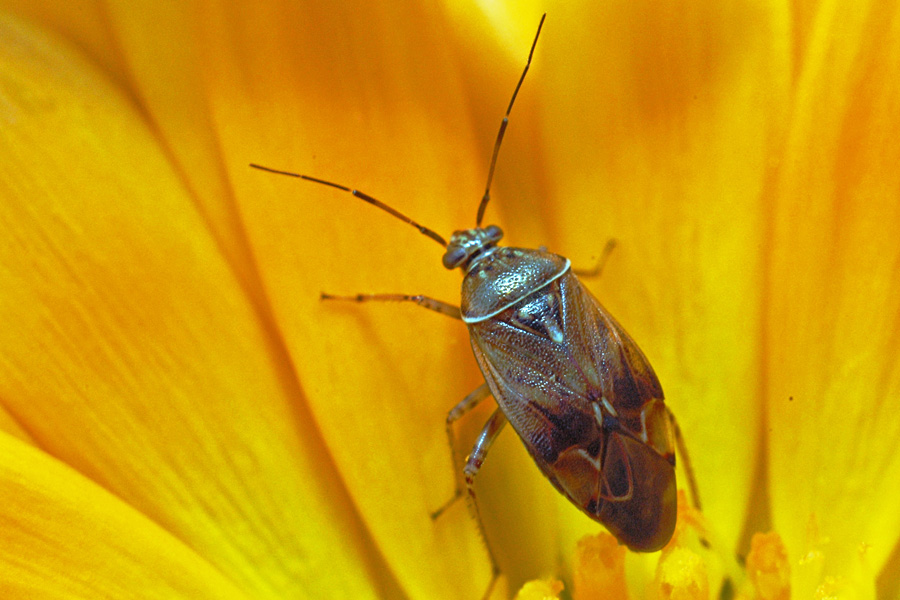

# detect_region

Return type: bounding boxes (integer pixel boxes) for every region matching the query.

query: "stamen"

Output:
[514,578,564,600]
[656,546,710,600]
[665,490,708,551]
[745,532,791,600]
[572,533,628,599]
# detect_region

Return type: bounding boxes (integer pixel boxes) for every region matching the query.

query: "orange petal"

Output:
[209,4,515,598]
[766,0,900,594]
[0,14,385,598]
[529,1,792,555]
[0,433,249,599]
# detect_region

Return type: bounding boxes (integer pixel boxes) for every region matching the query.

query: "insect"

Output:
[251,13,699,598]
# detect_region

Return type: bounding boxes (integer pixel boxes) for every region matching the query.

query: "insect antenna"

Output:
[249,163,448,247]
[476,12,546,227]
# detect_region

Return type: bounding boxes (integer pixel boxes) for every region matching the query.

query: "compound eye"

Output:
[442,246,468,270]
[484,225,504,243]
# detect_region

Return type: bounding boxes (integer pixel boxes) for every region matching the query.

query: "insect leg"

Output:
[431,386,503,600]
[431,383,493,519]
[463,408,508,491]
[463,409,508,600]
[667,407,702,511]
[320,293,461,320]
[572,238,618,278]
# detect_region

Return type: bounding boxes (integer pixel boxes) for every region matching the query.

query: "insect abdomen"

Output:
[466,270,677,552]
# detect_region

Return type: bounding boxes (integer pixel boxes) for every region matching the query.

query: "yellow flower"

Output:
[1,2,898,599]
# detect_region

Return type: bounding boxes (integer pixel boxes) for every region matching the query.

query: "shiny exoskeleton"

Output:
[446,227,677,551]
[251,13,697,600]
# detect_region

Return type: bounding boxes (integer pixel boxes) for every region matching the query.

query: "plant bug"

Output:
[251,12,700,598]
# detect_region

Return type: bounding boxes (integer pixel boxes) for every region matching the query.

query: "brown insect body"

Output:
[251,14,697,598]
[449,228,677,551]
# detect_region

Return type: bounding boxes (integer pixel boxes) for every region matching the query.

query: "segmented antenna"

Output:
[248,163,448,247]
[250,12,547,241]
[476,13,546,227]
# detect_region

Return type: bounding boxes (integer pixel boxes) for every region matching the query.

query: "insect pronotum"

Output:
[251,13,700,599]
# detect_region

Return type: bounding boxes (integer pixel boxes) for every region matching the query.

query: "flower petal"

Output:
[210,3,549,596]
[766,0,900,591]
[0,0,125,79]
[0,433,249,600]
[101,1,257,281]
[522,1,791,554]
[0,14,386,598]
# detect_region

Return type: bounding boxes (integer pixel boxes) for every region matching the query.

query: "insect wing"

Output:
[466,266,676,551]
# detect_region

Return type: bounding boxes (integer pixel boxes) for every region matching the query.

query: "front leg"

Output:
[572,238,617,278]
